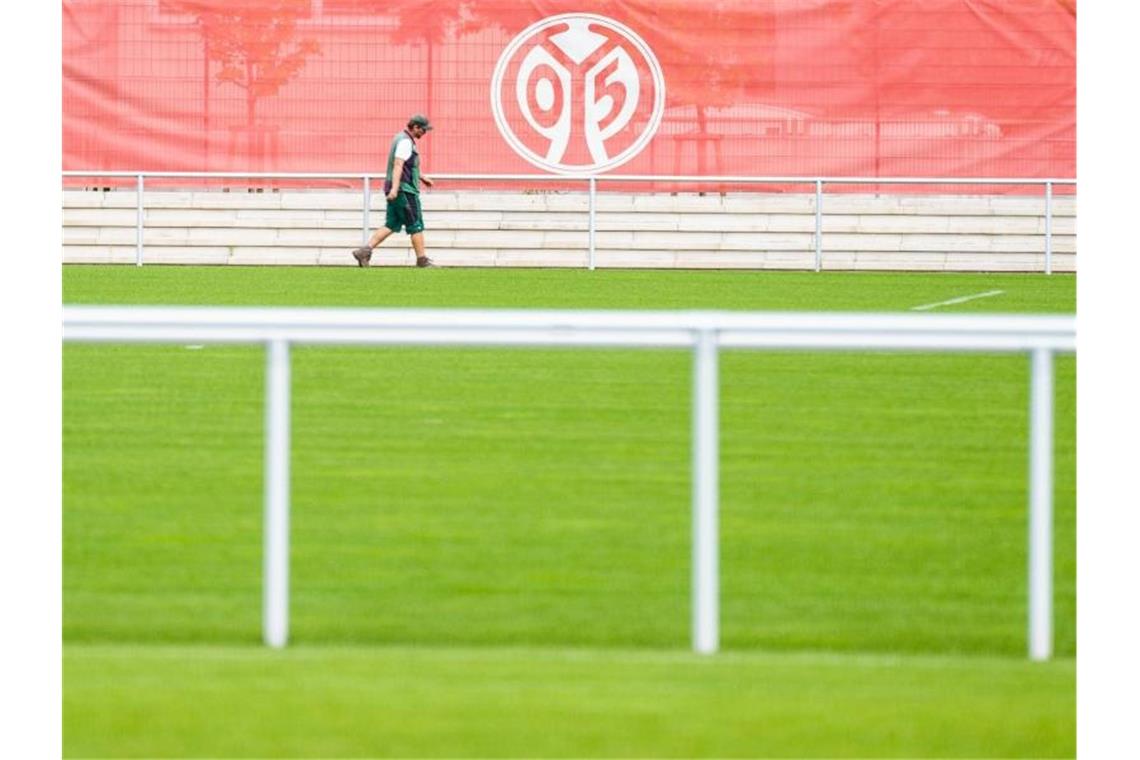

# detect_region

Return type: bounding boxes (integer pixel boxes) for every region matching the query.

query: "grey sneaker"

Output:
[415,256,436,268]
[352,247,372,267]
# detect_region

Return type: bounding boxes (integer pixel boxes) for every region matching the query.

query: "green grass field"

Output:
[63,266,1076,758]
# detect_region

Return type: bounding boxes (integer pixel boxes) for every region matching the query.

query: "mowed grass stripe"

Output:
[63,265,1076,312]
[64,644,1075,759]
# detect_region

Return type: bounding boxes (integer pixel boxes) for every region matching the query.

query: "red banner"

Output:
[63,0,1075,187]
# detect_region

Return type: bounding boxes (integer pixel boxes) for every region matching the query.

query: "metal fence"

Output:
[63,306,1076,659]
[62,171,1076,273]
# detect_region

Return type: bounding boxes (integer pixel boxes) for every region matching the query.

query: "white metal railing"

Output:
[62,171,1076,273]
[63,306,1075,659]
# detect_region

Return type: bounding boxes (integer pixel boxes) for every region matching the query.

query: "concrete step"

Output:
[62,189,1076,271]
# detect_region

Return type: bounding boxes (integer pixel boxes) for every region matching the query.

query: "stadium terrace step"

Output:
[62,189,1076,271]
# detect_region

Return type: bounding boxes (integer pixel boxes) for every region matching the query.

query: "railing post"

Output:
[588,176,597,271]
[1028,347,1054,661]
[814,179,823,272]
[135,174,144,267]
[1044,180,1053,275]
[692,328,719,654]
[363,175,371,247]
[264,338,291,649]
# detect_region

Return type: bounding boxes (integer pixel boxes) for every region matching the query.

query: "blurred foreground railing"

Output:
[63,306,1075,659]
[61,171,1076,273]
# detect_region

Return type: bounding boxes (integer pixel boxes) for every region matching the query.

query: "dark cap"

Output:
[408,114,433,131]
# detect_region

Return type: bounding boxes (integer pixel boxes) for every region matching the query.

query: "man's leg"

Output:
[404,193,433,267]
[410,232,434,267]
[366,226,395,250]
[353,226,396,267]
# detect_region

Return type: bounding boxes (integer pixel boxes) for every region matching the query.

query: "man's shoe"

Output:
[352,247,372,267]
[415,256,436,268]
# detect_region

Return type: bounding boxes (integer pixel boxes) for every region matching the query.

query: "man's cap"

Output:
[408,114,433,131]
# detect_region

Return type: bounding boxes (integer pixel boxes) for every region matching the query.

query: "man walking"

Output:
[353,114,436,268]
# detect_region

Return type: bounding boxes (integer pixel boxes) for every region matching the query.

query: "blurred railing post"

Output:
[692,328,720,654]
[1028,347,1054,660]
[264,338,291,649]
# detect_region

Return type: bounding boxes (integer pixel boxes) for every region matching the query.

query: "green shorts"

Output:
[385,191,425,234]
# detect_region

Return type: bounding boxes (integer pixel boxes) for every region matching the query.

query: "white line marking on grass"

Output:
[911,290,1005,311]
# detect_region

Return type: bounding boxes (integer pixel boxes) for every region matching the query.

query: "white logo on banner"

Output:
[491,14,666,175]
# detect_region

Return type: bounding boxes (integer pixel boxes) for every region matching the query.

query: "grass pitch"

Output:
[67,645,1073,759]
[63,266,1076,757]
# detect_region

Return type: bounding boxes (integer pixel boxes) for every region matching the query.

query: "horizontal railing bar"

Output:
[719,333,1074,352]
[61,327,697,349]
[62,307,1075,353]
[61,170,1076,186]
[61,305,1076,331]
[599,175,1077,186]
[63,171,376,180]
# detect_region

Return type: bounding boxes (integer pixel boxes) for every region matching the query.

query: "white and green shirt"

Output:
[386,130,422,195]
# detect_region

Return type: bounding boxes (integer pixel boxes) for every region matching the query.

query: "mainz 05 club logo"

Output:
[491,14,666,175]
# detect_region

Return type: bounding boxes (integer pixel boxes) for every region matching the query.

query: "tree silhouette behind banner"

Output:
[167,0,321,169]
[387,0,509,117]
[644,1,772,177]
